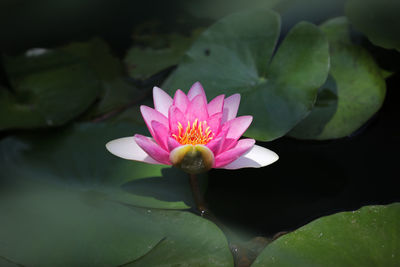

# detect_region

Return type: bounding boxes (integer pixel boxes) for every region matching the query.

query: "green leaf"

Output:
[252,203,400,267]
[346,0,400,51]
[381,68,394,79]
[0,122,196,209]
[289,17,386,140]
[0,123,233,266]
[126,210,233,267]
[0,177,231,267]
[64,39,141,118]
[0,39,140,130]
[0,178,162,267]
[1,48,102,130]
[0,257,19,267]
[125,31,202,80]
[163,9,329,141]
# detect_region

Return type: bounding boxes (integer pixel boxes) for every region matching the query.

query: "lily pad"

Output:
[0,174,231,267]
[64,39,141,118]
[289,17,386,140]
[126,209,233,267]
[346,0,400,51]
[0,123,232,266]
[163,9,329,141]
[0,122,198,209]
[0,258,17,267]
[0,39,140,130]
[1,48,101,130]
[252,203,400,266]
[125,31,202,80]
[0,178,162,267]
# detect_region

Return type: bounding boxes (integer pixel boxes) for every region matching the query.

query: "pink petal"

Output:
[221,145,279,170]
[106,137,162,164]
[153,86,173,117]
[173,89,189,113]
[208,94,225,116]
[140,105,169,138]
[214,138,255,168]
[221,115,253,151]
[222,94,241,123]
[206,112,223,134]
[206,136,224,155]
[168,105,186,136]
[187,82,207,103]
[187,94,209,122]
[151,120,169,151]
[221,139,237,153]
[167,137,181,152]
[134,134,171,165]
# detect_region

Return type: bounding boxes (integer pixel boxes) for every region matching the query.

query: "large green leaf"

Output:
[0,178,162,267]
[0,177,231,267]
[289,17,386,140]
[1,47,101,130]
[64,39,141,118]
[0,39,140,130]
[252,203,400,266]
[163,9,329,141]
[346,0,400,51]
[0,122,196,209]
[0,258,17,267]
[0,123,233,266]
[126,209,233,267]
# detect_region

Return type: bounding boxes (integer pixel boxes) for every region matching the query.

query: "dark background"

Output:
[209,72,400,236]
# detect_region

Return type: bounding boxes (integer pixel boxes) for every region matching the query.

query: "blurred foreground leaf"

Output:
[252,203,400,266]
[346,0,400,51]
[0,122,232,266]
[0,178,162,267]
[0,122,196,209]
[0,180,231,267]
[289,17,386,140]
[1,48,101,130]
[163,9,329,141]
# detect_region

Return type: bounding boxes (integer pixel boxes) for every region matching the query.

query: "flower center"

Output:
[172,119,213,145]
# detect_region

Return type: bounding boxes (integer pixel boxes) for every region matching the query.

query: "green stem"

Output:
[189,173,207,216]
[189,173,261,266]
[188,173,234,235]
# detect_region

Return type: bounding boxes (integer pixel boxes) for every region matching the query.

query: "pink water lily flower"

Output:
[106,82,278,174]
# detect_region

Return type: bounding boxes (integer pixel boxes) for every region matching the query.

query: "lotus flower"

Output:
[106,82,278,174]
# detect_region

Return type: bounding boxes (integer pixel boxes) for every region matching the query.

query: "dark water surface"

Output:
[207,73,400,237]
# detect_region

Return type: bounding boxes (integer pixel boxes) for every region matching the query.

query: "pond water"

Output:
[208,73,400,237]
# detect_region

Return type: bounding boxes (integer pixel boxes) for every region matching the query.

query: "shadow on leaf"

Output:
[120,167,208,207]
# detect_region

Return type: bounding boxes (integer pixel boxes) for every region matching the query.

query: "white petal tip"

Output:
[152,86,163,93]
[106,137,160,164]
[220,145,278,170]
[152,86,173,116]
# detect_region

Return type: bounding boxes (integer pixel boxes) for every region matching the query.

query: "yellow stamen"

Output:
[172,119,214,145]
